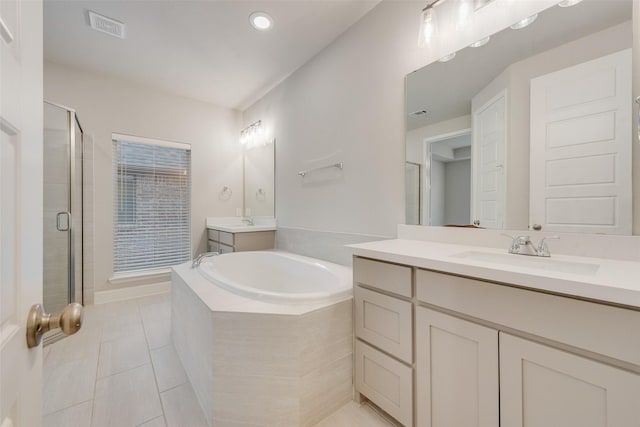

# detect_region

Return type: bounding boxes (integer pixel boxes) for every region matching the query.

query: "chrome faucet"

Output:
[191,251,219,268]
[502,234,559,257]
[241,217,254,226]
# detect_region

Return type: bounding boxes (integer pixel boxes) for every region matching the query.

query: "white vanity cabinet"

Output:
[500,333,640,427]
[352,255,640,427]
[353,257,414,427]
[415,308,499,427]
[207,228,275,253]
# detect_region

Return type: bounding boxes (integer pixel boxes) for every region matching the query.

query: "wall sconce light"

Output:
[418,1,441,48]
[456,0,474,30]
[419,0,497,50]
[239,120,273,149]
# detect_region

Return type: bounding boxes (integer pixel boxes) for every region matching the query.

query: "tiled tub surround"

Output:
[171,259,354,427]
[275,227,392,266]
[42,291,392,427]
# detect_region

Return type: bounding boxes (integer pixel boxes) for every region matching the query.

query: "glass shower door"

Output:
[43,102,82,321]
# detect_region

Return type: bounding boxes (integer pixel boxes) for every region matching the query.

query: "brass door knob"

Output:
[26,303,83,348]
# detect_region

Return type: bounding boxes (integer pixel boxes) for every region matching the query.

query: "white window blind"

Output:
[112,136,191,274]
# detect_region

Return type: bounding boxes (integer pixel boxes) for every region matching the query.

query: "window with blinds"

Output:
[112,135,191,274]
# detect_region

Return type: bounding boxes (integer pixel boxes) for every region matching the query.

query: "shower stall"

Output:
[43,101,83,342]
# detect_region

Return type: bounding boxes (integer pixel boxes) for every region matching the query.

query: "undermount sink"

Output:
[451,251,600,276]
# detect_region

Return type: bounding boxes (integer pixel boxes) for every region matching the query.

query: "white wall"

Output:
[244,143,275,217]
[406,115,472,164]
[44,61,242,293]
[444,159,471,225]
[430,160,446,226]
[242,1,422,237]
[635,0,640,235]
[243,0,639,239]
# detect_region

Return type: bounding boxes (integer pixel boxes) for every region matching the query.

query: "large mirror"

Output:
[405,0,634,235]
[243,142,275,218]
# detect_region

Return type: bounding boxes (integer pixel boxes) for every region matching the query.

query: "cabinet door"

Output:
[500,333,640,427]
[416,307,499,427]
[218,244,234,254]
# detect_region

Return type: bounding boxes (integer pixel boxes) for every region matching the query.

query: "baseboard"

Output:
[94,281,171,304]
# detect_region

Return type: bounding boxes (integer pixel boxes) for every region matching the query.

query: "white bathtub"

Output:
[196,250,352,304]
[171,250,354,426]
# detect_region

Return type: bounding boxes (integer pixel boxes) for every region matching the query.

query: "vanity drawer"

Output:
[416,269,640,366]
[218,243,234,254]
[207,229,220,242]
[355,286,412,363]
[354,257,412,298]
[355,340,413,427]
[208,240,220,253]
[219,231,234,246]
[234,231,275,251]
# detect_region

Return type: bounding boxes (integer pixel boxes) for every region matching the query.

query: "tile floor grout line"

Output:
[156,379,189,395]
[140,296,169,426]
[134,414,165,427]
[89,312,104,427]
[140,294,174,427]
[42,398,93,418]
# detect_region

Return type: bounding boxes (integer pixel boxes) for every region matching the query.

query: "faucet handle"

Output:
[537,235,559,257]
[501,233,519,253]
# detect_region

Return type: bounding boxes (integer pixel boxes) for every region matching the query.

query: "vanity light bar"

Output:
[240,120,272,148]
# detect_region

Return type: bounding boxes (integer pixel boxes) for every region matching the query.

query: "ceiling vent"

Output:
[88,11,126,39]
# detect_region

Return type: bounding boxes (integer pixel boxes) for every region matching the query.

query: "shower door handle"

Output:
[56,212,71,231]
[636,96,639,143]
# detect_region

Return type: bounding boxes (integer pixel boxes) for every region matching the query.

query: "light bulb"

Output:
[418,7,436,48]
[457,0,473,30]
[249,12,273,31]
[558,0,583,7]
[438,52,456,62]
[510,14,538,30]
[469,36,490,48]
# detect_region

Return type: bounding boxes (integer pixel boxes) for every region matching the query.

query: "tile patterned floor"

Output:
[43,293,393,427]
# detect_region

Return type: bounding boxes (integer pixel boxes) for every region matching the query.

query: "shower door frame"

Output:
[44,101,83,343]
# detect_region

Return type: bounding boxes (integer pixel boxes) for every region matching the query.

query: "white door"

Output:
[0,1,44,426]
[416,307,499,427]
[500,333,640,427]
[472,90,506,229]
[530,49,632,234]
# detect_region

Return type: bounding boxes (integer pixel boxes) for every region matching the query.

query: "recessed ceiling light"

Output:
[438,52,456,62]
[249,12,273,31]
[558,0,583,7]
[469,36,490,48]
[510,14,538,30]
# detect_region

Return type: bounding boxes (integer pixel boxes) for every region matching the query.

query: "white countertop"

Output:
[206,217,276,233]
[348,239,640,308]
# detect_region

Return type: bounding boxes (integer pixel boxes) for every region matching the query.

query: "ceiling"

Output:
[44,0,380,111]
[406,0,632,130]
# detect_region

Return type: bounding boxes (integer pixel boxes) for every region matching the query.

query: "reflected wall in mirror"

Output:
[243,142,275,218]
[405,0,635,235]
